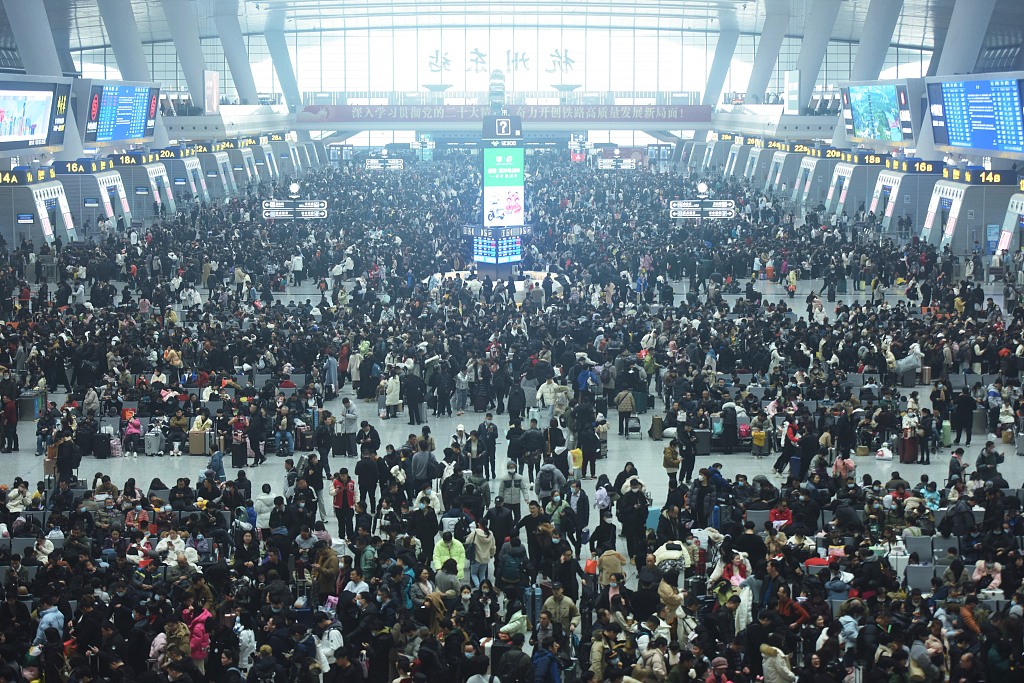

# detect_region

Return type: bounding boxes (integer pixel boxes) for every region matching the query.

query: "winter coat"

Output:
[385,376,401,406]
[760,644,796,683]
[188,609,212,662]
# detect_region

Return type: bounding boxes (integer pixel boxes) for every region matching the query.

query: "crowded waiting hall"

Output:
[1,2,1024,683]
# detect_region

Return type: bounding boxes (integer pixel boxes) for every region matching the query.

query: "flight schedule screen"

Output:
[929,78,1024,153]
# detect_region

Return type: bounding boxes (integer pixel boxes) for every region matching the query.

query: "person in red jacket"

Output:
[331,469,356,541]
[776,584,810,632]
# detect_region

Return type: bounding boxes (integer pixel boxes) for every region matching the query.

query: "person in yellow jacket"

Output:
[432,530,467,579]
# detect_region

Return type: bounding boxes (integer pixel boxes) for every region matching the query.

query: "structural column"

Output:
[793,0,842,110]
[915,0,997,159]
[849,0,903,81]
[702,11,740,107]
[744,0,790,101]
[2,0,83,158]
[97,0,170,146]
[214,0,259,105]
[161,0,210,112]
[265,11,302,112]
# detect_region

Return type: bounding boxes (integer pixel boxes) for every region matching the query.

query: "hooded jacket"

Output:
[760,644,796,683]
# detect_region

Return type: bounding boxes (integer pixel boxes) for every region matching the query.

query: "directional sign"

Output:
[668,198,737,220]
[365,158,404,170]
[598,158,637,170]
[261,199,329,220]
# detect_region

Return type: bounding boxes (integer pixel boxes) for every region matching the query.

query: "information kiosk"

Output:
[225,137,260,190]
[194,142,237,200]
[997,179,1024,255]
[251,139,280,180]
[159,146,210,204]
[702,133,735,172]
[869,158,942,237]
[765,144,812,195]
[920,167,1019,254]
[743,141,779,188]
[0,167,77,245]
[824,152,889,217]
[269,133,302,176]
[109,151,176,220]
[724,136,754,178]
[53,158,132,230]
[687,142,708,172]
[792,148,845,208]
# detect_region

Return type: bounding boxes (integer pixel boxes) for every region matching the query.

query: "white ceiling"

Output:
[19,0,1024,63]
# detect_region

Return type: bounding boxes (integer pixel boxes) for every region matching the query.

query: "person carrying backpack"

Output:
[497,633,536,683]
[535,458,566,506]
[531,637,562,683]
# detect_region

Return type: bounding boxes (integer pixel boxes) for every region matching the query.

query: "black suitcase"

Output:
[473,390,489,412]
[231,442,248,468]
[595,396,608,416]
[694,429,711,456]
[684,575,706,596]
[94,433,112,459]
[332,432,347,458]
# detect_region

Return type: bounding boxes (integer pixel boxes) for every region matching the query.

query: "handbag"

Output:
[584,559,598,574]
[908,657,926,682]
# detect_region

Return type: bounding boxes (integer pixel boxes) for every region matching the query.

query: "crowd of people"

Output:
[0,150,1022,683]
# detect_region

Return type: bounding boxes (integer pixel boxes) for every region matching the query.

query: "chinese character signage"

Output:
[297,104,712,124]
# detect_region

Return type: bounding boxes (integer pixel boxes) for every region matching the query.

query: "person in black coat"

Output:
[401,373,428,426]
[507,384,526,422]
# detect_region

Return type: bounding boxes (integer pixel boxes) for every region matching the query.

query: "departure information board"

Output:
[84,84,160,143]
[928,78,1024,154]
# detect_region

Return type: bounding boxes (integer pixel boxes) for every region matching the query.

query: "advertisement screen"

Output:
[0,82,61,149]
[929,78,1024,153]
[84,84,161,143]
[842,84,913,143]
[482,147,525,228]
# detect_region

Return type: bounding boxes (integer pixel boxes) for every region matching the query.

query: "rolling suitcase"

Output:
[524,585,543,626]
[790,455,802,479]
[694,429,711,456]
[632,391,649,414]
[145,430,165,456]
[900,436,918,464]
[942,420,953,447]
[973,410,988,435]
[332,432,347,458]
[93,433,111,459]
[594,396,608,417]
[473,389,489,412]
[231,442,248,468]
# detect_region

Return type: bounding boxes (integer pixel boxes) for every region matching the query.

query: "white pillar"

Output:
[265,11,302,112]
[214,0,259,105]
[2,0,84,159]
[744,0,789,101]
[850,0,904,81]
[161,0,209,111]
[794,0,842,110]
[97,0,170,147]
[702,11,740,107]
[915,0,997,159]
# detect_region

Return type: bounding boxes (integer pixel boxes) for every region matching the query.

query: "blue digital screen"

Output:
[929,78,1024,153]
[83,84,160,143]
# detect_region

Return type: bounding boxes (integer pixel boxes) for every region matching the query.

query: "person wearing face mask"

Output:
[407,496,439,564]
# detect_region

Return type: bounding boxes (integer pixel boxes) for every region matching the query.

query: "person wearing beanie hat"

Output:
[498,459,526,521]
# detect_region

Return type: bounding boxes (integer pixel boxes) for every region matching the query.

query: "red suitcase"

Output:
[899,435,918,464]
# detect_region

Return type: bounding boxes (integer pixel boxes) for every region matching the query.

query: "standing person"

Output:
[953,388,977,446]
[578,424,600,481]
[614,387,635,437]
[497,462,527,521]
[314,413,335,474]
[338,398,359,458]
[476,413,499,479]
[678,423,698,483]
[354,451,380,513]
[304,453,327,519]
[247,405,267,467]
[331,469,356,541]
[2,394,18,452]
